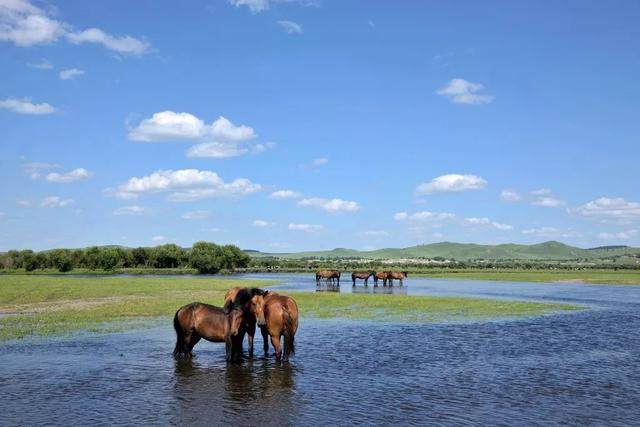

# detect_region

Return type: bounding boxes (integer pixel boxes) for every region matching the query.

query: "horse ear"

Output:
[264,290,269,296]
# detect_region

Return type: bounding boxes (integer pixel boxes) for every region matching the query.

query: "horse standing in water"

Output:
[388,271,408,286]
[173,302,247,361]
[223,287,267,357]
[250,291,299,361]
[373,271,392,287]
[352,270,374,286]
[316,269,341,286]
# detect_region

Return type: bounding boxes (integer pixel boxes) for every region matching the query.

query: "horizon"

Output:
[2,0,640,252]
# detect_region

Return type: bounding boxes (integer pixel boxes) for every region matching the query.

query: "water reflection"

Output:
[352,286,408,295]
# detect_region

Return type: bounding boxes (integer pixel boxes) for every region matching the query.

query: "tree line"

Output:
[0,242,250,274]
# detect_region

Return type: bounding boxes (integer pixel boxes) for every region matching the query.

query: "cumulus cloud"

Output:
[270,189,302,199]
[0,97,55,114]
[23,162,60,179]
[288,223,323,233]
[500,189,521,202]
[128,111,205,142]
[532,196,565,208]
[181,210,210,220]
[113,205,147,216]
[45,168,92,183]
[107,169,262,202]
[298,197,360,214]
[597,230,638,240]
[463,217,513,230]
[0,0,150,54]
[521,226,582,239]
[436,78,493,105]
[59,68,84,80]
[394,211,456,222]
[187,142,249,159]
[574,197,640,223]
[531,188,552,196]
[41,196,73,207]
[416,174,487,195]
[152,235,166,242]
[227,0,318,14]
[253,219,274,227]
[277,20,303,34]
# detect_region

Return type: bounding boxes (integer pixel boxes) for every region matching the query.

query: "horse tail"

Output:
[173,308,188,359]
[282,306,295,356]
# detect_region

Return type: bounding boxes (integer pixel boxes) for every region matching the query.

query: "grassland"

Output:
[0,275,580,341]
[416,269,640,285]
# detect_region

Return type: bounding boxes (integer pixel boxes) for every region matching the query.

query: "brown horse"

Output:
[388,271,408,286]
[373,271,392,287]
[316,269,340,286]
[352,270,374,286]
[250,291,299,361]
[223,287,267,357]
[173,302,247,361]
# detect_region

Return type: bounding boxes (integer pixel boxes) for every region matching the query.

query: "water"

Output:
[2,274,640,425]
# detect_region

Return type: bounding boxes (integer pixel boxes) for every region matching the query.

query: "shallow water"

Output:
[2,274,640,425]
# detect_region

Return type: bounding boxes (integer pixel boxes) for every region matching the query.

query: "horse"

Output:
[173,302,247,362]
[373,271,392,287]
[351,270,374,286]
[223,287,267,357]
[249,291,299,361]
[388,271,408,286]
[316,269,340,286]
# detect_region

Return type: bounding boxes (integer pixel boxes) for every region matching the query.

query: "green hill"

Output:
[248,241,640,261]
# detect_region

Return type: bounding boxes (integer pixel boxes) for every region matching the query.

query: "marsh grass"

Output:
[416,269,640,285]
[0,276,579,341]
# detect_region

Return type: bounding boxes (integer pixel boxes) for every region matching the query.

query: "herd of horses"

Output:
[316,269,409,287]
[173,287,298,362]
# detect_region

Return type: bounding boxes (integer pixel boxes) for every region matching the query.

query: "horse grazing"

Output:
[316,269,341,286]
[352,270,374,286]
[173,302,247,361]
[388,271,408,286]
[373,271,392,287]
[223,287,267,357]
[250,291,299,361]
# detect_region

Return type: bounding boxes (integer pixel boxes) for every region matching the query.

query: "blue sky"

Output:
[1,0,640,252]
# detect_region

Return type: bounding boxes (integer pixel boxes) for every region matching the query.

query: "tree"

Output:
[151,244,185,268]
[49,249,74,272]
[189,241,223,274]
[99,248,121,271]
[131,247,150,267]
[22,250,38,271]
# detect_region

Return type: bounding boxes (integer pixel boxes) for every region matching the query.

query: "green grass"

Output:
[416,269,640,285]
[0,275,580,341]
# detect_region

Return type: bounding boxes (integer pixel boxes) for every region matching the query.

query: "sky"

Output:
[1,0,640,252]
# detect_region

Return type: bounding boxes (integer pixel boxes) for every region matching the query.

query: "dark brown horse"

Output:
[373,271,392,287]
[223,287,267,357]
[250,291,299,361]
[316,269,340,285]
[351,270,374,286]
[173,302,246,361]
[388,271,408,286]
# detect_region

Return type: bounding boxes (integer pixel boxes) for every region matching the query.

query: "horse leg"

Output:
[247,321,256,358]
[271,334,282,360]
[186,333,200,358]
[260,325,269,356]
[352,277,356,287]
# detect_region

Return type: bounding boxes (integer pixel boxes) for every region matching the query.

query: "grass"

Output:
[0,275,580,341]
[415,269,640,285]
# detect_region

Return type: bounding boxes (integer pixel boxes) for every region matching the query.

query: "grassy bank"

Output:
[415,269,640,285]
[0,276,580,340]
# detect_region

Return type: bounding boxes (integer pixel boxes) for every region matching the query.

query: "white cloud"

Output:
[298,197,360,213]
[16,199,31,207]
[312,157,329,166]
[521,226,582,239]
[181,210,210,220]
[277,20,303,34]
[113,205,147,216]
[41,196,73,208]
[228,0,269,13]
[597,230,638,240]
[209,116,257,142]
[187,142,249,158]
[59,68,84,80]
[575,197,640,223]
[463,217,513,230]
[360,230,389,237]
[367,19,375,29]
[0,97,55,114]
[531,188,552,196]
[27,59,52,69]
[107,169,262,202]
[0,0,149,54]
[500,189,521,202]
[128,111,205,142]
[532,196,565,208]
[151,235,166,242]
[436,78,494,105]
[288,223,323,233]
[23,161,60,179]
[253,219,274,227]
[270,189,302,199]
[45,168,92,183]
[394,211,456,222]
[416,174,487,195]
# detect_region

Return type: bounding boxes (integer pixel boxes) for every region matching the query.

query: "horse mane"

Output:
[224,287,266,313]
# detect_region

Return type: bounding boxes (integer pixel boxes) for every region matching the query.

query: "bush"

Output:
[189,241,223,274]
[48,249,74,272]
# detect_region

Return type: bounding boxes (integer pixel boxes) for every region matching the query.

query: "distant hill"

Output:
[248,241,640,261]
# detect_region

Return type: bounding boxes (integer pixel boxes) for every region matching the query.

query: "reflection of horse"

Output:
[173,302,246,361]
[316,269,340,286]
[373,271,392,287]
[388,271,408,286]
[223,287,267,357]
[351,271,374,286]
[250,291,299,361]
